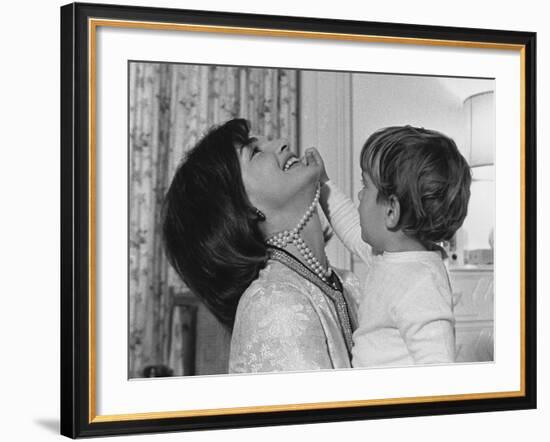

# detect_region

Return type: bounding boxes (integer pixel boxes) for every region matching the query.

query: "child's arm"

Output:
[307,148,372,265]
[320,181,373,265]
[393,275,456,364]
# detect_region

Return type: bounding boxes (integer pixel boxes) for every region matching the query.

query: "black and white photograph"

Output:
[2,0,545,439]
[58,3,536,437]
[128,61,495,379]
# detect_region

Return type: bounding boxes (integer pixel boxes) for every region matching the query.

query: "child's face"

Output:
[358,170,388,251]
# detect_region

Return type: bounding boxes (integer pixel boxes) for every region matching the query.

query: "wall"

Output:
[1,0,545,441]
[352,74,470,161]
[300,71,354,270]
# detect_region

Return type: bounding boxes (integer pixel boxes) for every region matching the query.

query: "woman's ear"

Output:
[384,195,401,230]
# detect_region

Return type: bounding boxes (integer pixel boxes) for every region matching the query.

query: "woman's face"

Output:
[238,137,321,213]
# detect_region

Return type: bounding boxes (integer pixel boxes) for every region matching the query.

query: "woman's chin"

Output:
[298,169,321,193]
[294,161,321,182]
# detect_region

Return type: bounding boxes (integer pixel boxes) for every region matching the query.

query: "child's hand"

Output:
[305,147,330,184]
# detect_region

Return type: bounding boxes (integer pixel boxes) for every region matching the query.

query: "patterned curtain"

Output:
[129,62,298,377]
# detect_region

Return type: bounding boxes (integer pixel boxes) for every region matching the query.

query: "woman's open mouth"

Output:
[283,156,301,171]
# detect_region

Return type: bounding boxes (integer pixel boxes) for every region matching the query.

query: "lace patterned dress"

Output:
[229,257,363,373]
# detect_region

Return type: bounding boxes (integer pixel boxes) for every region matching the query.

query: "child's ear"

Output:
[384,195,401,229]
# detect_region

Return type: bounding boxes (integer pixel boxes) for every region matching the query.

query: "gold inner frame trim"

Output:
[91,390,524,423]
[88,17,527,423]
[90,18,525,50]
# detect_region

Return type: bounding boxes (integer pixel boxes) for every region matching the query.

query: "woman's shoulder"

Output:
[229,261,335,373]
[231,260,325,348]
[237,260,313,313]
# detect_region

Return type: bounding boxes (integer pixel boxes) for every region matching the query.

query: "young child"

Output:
[309,125,471,368]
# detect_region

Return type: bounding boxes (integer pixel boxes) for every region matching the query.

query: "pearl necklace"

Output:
[266,185,333,283]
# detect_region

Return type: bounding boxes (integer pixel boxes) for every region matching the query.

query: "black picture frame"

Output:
[60,1,537,438]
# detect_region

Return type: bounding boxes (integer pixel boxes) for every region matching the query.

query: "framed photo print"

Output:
[60,2,537,438]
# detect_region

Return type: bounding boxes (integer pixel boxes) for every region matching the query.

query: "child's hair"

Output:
[360,125,472,244]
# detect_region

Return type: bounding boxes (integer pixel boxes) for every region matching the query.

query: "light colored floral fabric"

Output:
[129,62,298,377]
[229,260,363,373]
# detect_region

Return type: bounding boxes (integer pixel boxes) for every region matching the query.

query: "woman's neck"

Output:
[263,211,328,271]
[286,212,328,269]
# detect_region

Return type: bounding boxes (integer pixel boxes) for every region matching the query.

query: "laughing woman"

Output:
[162,119,363,373]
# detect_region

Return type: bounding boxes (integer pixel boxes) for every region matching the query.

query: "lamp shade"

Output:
[464,91,495,167]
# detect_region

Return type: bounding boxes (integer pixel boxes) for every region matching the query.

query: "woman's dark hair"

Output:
[162,119,268,328]
[360,125,472,244]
